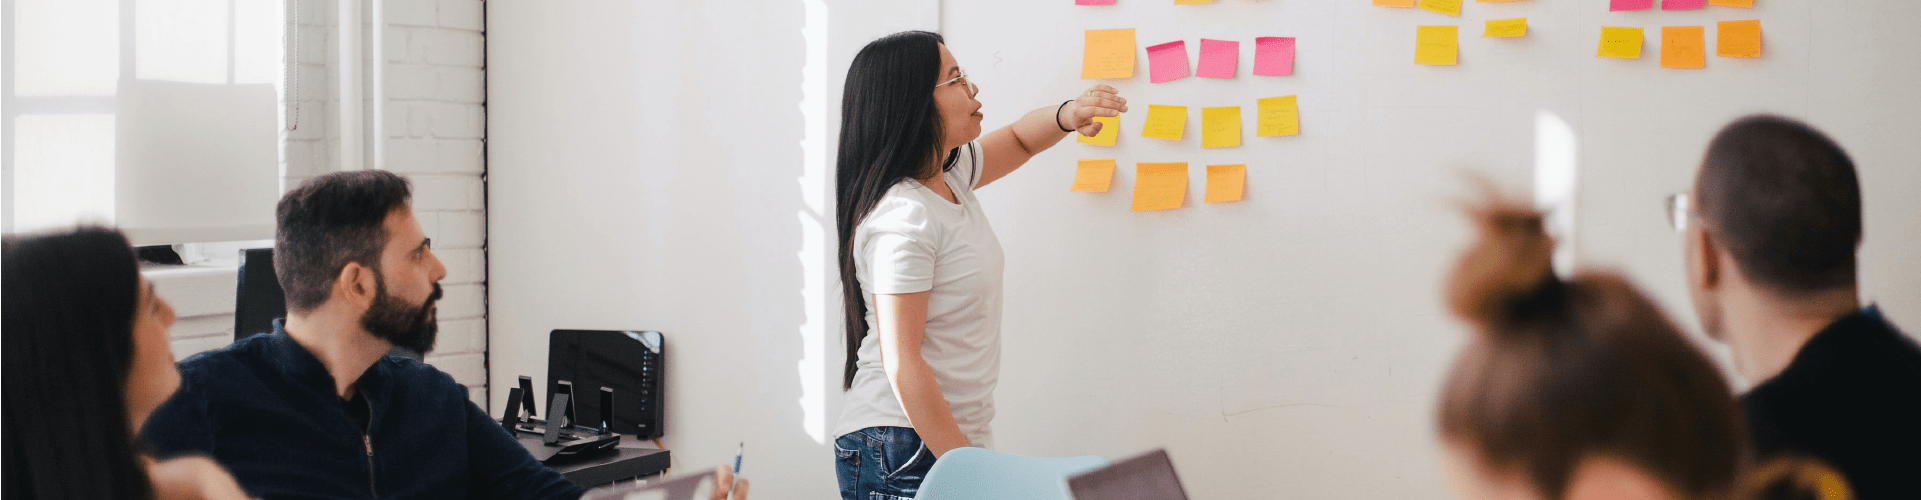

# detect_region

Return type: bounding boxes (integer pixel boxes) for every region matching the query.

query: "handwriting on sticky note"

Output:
[1416,26,1459,66]
[1202,107,1242,148]
[1078,116,1120,146]
[1257,96,1300,137]
[1707,0,1753,6]
[1082,29,1137,79]
[1253,37,1296,76]
[1142,105,1187,141]
[1146,40,1191,83]
[1374,0,1416,6]
[1611,0,1653,11]
[1717,20,1762,57]
[1073,160,1117,193]
[1598,27,1644,59]
[1196,39,1239,79]
[1205,164,1245,203]
[1662,0,1705,9]
[1075,0,1116,5]
[1132,163,1188,211]
[1662,26,1705,68]
[1484,18,1527,38]
[1418,0,1462,16]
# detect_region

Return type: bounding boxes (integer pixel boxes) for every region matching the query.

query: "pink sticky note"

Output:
[1075,0,1115,5]
[1662,0,1705,9]
[1196,39,1239,79]
[1147,40,1191,83]
[1253,37,1296,76]
[1611,0,1653,10]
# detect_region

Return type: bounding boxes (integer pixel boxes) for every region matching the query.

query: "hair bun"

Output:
[1446,196,1558,334]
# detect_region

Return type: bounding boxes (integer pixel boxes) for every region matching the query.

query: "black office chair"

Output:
[233,248,422,361]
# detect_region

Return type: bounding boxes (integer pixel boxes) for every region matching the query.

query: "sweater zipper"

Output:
[363,395,377,498]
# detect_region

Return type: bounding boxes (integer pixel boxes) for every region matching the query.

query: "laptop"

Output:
[1066,449,1191,500]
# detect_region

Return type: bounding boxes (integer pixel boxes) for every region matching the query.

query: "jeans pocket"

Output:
[883,442,929,481]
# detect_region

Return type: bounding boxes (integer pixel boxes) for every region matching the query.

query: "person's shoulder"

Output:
[377,355,474,404]
[863,186,935,229]
[175,335,274,383]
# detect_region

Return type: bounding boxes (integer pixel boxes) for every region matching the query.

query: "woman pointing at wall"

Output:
[830,30,1126,500]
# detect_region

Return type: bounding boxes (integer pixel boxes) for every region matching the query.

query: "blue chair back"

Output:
[914,447,1109,500]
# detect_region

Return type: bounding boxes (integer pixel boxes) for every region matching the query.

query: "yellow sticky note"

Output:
[1597,27,1644,59]
[1484,18,1527,38]
[1201,107,1242,148]
[1072,159,1116,193]
[1175,0,1214,4]
[1142,105,1187,141]
[1662,26,1706,69]
[1717,20,1762,57]
[1416,26,1459,65]
[1257,96,1300,137]
[1077,116,1120,146]
[1205,164,1245,203]
[1707,0,1752,6]
[1374,0,1416,6]
[1082,29,1137,79]
[1418,0,1462,16]
[1132,163,1188,211]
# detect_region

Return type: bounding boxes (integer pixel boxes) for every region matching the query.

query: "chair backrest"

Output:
[914,447,1109,500]
[233,247,285,341]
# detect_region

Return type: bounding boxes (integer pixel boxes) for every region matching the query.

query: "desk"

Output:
[549,444,671,489]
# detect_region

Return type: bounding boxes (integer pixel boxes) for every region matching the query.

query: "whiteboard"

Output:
[940,1,1921,498]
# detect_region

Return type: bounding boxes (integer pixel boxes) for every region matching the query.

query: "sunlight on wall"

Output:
[1534,110,1578,275]
[796,0,831,444]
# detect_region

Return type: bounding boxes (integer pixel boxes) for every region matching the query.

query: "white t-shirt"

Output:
[833,142,1005,448]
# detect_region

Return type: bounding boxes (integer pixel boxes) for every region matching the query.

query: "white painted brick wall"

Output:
[158,0,490,408]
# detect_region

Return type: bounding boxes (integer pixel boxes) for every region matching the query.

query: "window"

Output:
[2,0,286,234]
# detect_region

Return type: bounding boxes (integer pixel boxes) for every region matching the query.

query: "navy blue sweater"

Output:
[142,329,584,500]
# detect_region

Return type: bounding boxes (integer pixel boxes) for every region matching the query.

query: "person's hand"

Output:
[1060,84,1128,137]
[147,456,253,500]
[711,465,749,500]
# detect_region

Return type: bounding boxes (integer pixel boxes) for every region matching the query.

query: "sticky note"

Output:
[1253,37,1296,76]
[1205,164,1246,203]
[1373,0,1416,6]
[1415,26,1459,66]
[1662,26,1706,68]
[1132,163,1188,211]
[1072,160,1116,192]
[1147,40,1191,83]
[1484,18,1527,38]
[1418,0,1462,16]
[1707,0,1752,6]
[1477,0,1528,2]
[1257,96,1300,137]
[1082,29,1137,79]
[1611,0,1653,11]
[1077,116,1120,146]
[1076,0,1116,5]
[1598,27,1644,59]
[1201,107,1242,148]
[1175,0,1213,4]
[1662,0,1705,9]
[1717,20,1762,57]
[1196,39,1239,79]
[1142,105,1187,141]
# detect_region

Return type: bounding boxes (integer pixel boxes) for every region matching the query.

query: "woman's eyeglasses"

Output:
[935,68,977,95]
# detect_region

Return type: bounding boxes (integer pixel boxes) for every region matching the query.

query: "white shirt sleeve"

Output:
[857,200,937,295]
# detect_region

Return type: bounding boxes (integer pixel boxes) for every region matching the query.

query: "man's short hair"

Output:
[275,170,413,313]
[1696,115,1861,294]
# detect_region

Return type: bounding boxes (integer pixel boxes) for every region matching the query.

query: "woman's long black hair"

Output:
[3,227,156,500]
[836,30,959,390]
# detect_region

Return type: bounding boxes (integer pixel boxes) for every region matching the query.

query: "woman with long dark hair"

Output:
[830,30,1127,500]
[2,227,249,500]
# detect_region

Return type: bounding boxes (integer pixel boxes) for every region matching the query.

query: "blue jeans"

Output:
[835,426,937,500]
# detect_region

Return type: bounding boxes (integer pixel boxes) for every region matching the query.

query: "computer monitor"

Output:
[234,248,285,341]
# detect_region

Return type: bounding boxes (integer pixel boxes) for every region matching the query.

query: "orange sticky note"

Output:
[1205,164,1245,203]
[1718,20,1762,57]
[1662,26,1706,68]
[1082,29,1137,79]
[1416,26,1459,65]
[1201,107,1242,148]
[1257,96,1300,137]
[1484,18,1527,38]
[1418,0,1462,16]
[1374,0,1416,6]
[1142,105,1187,141]
[1078,116,1120,146]
[1132,163,1188,211]
[1707,0,1752,6]
[1598,27,1644,59]
[1072,159,1116,192]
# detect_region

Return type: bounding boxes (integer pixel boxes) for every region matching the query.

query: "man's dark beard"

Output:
[361,275,442,356]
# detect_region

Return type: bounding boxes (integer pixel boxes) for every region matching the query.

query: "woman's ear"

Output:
[1691,226,1721,291]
